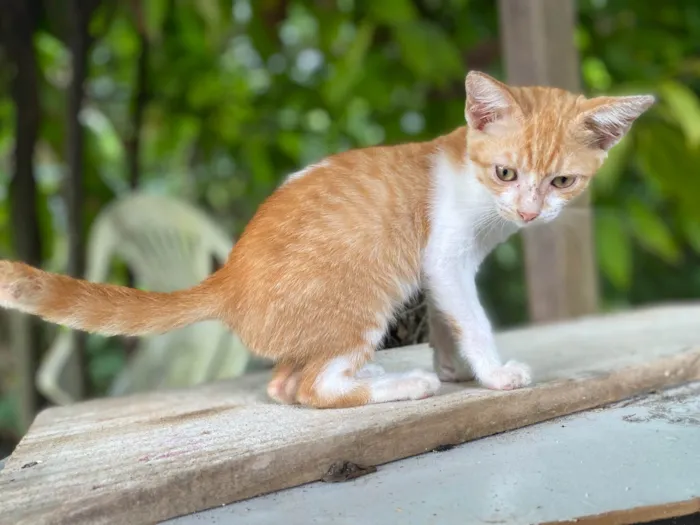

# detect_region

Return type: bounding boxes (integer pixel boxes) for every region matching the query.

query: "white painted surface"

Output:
[167,383,700,525]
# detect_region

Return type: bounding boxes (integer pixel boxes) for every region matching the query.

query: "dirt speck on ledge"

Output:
[322,461,377,483]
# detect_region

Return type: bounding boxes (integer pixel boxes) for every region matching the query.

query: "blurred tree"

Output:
[126,0,149,189]
[61,0,104,400]
[0,0,45,432]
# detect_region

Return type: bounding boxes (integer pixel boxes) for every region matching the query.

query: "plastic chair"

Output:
[36,192,260,405]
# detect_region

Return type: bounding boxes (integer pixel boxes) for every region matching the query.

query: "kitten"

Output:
[0,72,653,409]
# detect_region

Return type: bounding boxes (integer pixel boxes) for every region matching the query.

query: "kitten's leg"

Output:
[294,353,440,409]
[427,299,475,382]
[267,362,301,404]
[425,262,531,391]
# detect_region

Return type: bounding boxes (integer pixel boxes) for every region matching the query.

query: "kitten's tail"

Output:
[0,260,223,336]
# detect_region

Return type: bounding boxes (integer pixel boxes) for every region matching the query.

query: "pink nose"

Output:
[518,210,539,223]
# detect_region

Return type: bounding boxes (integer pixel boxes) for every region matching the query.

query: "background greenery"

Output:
[2,0,700,451]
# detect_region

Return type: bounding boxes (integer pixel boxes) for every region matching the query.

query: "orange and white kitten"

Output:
[0,72,653,409]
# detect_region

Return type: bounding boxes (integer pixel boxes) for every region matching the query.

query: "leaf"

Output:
[277,131,302,159]
[194,0,228,44]
[87,337,126,395]
[596,212,632,290]
[0,393,20,436]
[323,21,375,106]
[634,124,687,198]
[627,199,681,264]
[681,218,700,255]
[0,202,9,256]
[581,56,612,91]
[368,0,418,25]
[35,31,70,87]
[194,0,221,28]
[244,136,275,189]
[393,21,463,84]
[81,106,124,164]
[635,123,700,216]
[659,80,700,147]
[144,0,168,41]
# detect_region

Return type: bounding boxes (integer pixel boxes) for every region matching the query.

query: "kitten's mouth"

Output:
[495,207,523,225]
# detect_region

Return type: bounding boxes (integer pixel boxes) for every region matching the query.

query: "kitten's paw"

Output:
[267,372,301,404]
[405,369,442,399]
[356,363,386,378]
[367,369,442,403]
[480,361,531,391]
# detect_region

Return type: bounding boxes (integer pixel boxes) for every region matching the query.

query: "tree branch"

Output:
[126,0,149,189]
[64,0,102,398]
[0,0,45,431]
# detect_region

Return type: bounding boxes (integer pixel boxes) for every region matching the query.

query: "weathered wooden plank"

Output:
[498,0,600,322]
[166,383,700,525]
[2,304,700,525]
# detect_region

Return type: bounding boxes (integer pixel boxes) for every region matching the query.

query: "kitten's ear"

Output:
[577,95,655,150]
[464,71,522,132]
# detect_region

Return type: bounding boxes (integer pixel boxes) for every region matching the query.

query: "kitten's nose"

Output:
[518,210,539,223]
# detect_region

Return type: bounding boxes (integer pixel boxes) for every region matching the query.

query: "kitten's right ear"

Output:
[465,71,522,132]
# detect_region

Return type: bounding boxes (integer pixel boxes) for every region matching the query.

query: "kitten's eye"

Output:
[495,166,518,182]
[551,176,576,189]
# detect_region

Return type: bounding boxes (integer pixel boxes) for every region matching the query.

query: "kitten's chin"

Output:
[538,211,560,223]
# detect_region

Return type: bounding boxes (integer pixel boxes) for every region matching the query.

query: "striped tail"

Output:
[0,260,219,336]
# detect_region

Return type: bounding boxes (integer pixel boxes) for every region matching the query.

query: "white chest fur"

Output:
[424,151,518,273]
[420,150,531,391]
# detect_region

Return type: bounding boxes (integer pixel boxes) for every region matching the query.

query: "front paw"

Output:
[404,369,443,399]
[480,360,531,391]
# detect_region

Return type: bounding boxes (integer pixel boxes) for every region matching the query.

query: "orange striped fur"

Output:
[0,72,654,409]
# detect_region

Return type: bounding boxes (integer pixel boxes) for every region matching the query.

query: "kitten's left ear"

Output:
[577,95,655,151]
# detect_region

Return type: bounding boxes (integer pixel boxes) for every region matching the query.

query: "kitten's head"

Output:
[464,71,654,226]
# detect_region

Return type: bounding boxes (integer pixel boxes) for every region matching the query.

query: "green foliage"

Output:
[660,80,700,147]
[0,392,19,436]
[87,336,127,396]
[596,212,632,291]
[577,0,700,309]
